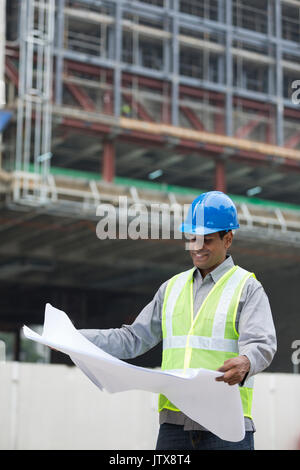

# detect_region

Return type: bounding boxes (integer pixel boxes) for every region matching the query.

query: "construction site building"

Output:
[0,0,300,373]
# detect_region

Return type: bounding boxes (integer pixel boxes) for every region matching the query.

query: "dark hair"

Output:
[218,230,232,239]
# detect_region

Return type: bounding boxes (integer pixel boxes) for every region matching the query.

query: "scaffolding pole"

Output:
[0,0,5,108]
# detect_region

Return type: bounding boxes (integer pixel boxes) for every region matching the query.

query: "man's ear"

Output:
[224,230,233,250]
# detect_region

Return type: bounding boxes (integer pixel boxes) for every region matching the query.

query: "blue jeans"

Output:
[156,423,254,450]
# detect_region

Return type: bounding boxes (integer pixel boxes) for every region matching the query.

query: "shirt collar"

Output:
[193,255,235,283]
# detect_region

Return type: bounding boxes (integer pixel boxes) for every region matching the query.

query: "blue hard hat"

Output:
[179,191,240,235]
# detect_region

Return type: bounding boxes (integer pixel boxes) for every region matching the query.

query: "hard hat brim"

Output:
[178,223,239,235]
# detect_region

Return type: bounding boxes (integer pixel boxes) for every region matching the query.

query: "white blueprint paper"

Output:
[23,303,245,442]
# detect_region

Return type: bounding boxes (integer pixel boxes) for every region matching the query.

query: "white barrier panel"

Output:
[0,363,300,450]
[0,340,5,362]
[252,372,300,450]
[0,362,159,450]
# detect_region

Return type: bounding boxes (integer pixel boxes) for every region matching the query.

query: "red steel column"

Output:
[102,140,115,182]
[214,159,226,193]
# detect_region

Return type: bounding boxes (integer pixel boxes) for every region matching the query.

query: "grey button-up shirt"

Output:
[80,255,277,432]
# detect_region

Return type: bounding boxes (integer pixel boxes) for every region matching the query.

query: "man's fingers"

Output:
[217,359,235,372]
[216,356,250,385]
[216,376,238,386]
[215,369,239,385]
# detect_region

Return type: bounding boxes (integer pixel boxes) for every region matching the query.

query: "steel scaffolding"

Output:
[15,0,55,201]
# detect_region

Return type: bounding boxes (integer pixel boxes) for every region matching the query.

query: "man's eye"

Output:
[186,235,196,241]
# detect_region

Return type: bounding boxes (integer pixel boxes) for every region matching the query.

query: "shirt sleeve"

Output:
[79,280,168,360]
[237,278,277,381]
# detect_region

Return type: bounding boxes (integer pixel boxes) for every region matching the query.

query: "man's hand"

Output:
[215,355,250,386]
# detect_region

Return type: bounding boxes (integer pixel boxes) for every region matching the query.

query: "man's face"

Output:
[186,231,233,271]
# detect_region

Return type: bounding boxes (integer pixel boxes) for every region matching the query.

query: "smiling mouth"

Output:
[192,253,209,259]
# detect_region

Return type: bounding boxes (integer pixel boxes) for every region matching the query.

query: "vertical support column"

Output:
[275,0,284,146]
[14,329,20,361]
[102,139,115,183]
[215,159,226,193]
[0,0,6,107]
[217,0,224,22]
[266,113,274,144]
[267,0,274,96]
[15,0,26,171]
[217,0,225,85]
[215,110,225,135]
[103,71,113,115]
[216,1,229,193]
[103,89,113,114]
[171,0,179,126]
[114,1,123,118]
[55,0,65,106]
[0,0,6,169]
[225,0,233,137]
[162,82,172,124]
[266,0,274,145]
[163,1,171,124]
[163,0,171,76]
[215,2,225,136]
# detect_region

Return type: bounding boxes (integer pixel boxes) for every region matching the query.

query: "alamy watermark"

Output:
[291,340,300,367]
[291,80,300,105]
[95,196,206,250]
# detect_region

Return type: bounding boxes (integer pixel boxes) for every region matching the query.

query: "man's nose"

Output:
[191,236,204,250]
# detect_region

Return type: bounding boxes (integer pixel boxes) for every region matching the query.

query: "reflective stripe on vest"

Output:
[163,335,238,353]
[159,264,255,419]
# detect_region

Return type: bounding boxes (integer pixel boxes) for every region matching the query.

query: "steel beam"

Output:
[66,83,96,112]
[54,49,299,111]
[180,106,205,131]
[4,57,19,87]
[65,61,295,121]
[122,92,154,122]
[285,131,300,149]
[7,52,300,173]
[234,112,266,139]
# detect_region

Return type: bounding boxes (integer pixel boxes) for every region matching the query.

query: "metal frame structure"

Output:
[52,0,300,120]
[52,0,300,181]
[1,0,299,207]
[4,1,300,191]
[2,0,299,224]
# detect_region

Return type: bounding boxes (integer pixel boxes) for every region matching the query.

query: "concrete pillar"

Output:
[102,139,115,183]
[214,159,226,193]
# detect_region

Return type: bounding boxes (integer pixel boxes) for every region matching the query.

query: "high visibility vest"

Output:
[158,264,255,419]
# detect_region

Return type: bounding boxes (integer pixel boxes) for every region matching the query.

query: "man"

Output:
[80,191,277,450]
